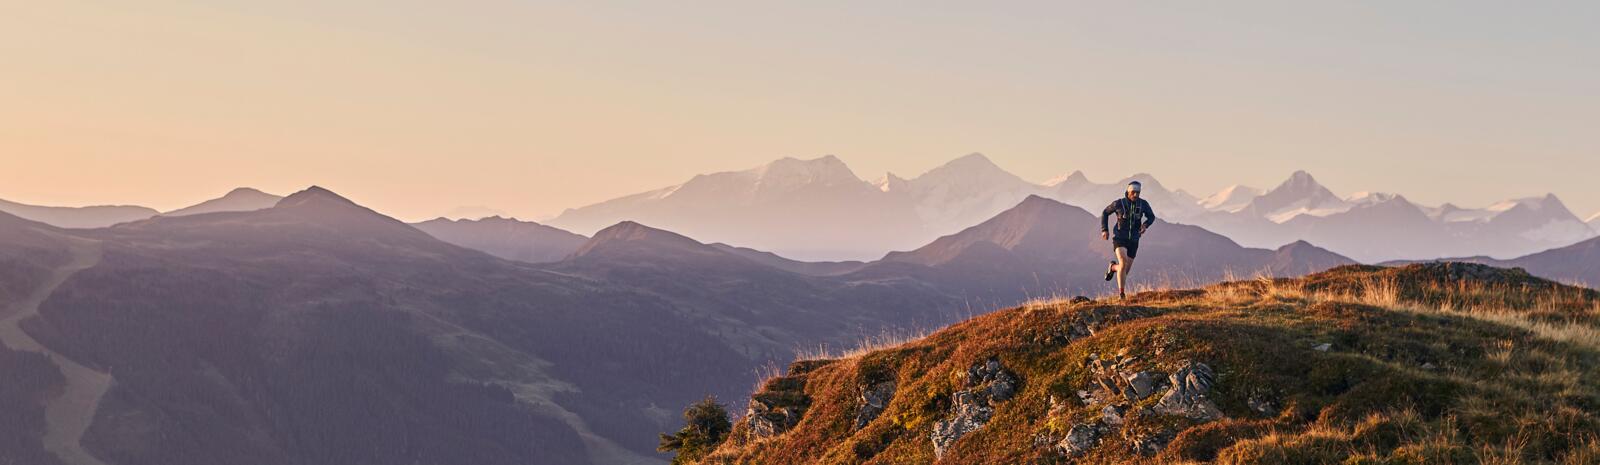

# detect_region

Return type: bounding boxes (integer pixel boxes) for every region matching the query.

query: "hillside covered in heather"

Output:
[690,263,1600,464]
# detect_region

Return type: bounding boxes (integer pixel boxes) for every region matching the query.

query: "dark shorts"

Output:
[1112,238,1139,259]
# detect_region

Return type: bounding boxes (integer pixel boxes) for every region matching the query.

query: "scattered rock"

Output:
[1125,371,1167,400]
[1058,422,1104,457]
[931,391,993,458]
[853,380,896,429]
[744,364,815,439]
[1083,350,1165,403]
[1313,342,1332,352]
[1101,404,1128,426]
[931,358,1020,458]
[1152,361,1224,421]
[747,397,804,438]
[967,358,1018,402]
[1069,295,1092,304]
[1421,362,1438,371]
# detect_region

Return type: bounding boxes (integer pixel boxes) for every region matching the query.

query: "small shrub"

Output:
[659,396,733,465]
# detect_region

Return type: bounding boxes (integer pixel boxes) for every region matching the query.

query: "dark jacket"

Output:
[1101,197,1156,242]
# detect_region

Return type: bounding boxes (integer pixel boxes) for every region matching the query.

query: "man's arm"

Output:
[1141,199,1156,230]
[1101,200,1117,232]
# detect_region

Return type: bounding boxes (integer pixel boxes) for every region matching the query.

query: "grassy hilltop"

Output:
[689,263,1600,464]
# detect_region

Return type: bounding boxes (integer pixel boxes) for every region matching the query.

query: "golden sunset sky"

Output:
[4,1,1597,220]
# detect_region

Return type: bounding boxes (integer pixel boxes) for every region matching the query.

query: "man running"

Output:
[1101,181,1156,300]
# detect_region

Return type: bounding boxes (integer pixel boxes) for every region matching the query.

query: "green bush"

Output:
[659,396,733,465]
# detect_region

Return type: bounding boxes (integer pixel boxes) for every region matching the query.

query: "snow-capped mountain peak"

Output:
[906,153,1028,191]
[896,153,1044,235]
[1200,184,1263,212]
[1487,193,1567,214]
[1346,191,1398,206]
[873,172,909,192]
[1249,170,1353,223]
[1043,170,1089,187]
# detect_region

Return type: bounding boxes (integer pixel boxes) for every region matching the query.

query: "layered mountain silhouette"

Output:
[548,154,1596,263]
[1190,173,1596,262]
[0,186,1368,465]
[873,153,1046,239]
[0,176,1592,465]
[10,154,1590,264]
[412,216,588,263]
[161,187,282,217]
[5,189,733,464]
[0,187,967,464]
[0,197,157,229]
[550,155,923,261]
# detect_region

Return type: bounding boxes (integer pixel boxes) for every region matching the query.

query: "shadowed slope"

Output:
[21,187,761,465]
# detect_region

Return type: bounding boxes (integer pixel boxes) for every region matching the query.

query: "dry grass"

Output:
[1306,274,1600,352]
[703,264,1600,464]
[749,361,784,400]
[791,326,933,362]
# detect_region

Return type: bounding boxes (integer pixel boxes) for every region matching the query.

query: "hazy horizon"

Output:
[5,1,1598,220]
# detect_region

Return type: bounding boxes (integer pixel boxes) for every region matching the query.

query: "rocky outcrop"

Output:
[745,360,826,439]
[930,358,1018,458]
[747,397,804,438]
[1051,355,1223,459]
[1152,361,1223,421]
[1080,350,1168,405]
[853,380,896,429]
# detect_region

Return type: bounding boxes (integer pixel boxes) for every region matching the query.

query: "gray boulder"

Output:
[931,358,1019,458]
[1125,370,1167,400]
[854,380,896,429]
[1152,360,1224,421]
[746,397,804,438]
[1058,423,1104,456]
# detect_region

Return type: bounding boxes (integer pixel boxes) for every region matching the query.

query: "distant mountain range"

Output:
[548,154,1597,263]
[5,156,1595,264]
[0,188,282,229]
[549,155,925,261]
[0,198,158,229]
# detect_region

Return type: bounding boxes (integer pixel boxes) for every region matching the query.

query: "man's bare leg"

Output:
[1115,247,1134,298]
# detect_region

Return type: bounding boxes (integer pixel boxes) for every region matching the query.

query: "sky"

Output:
[4,1,1598,221]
